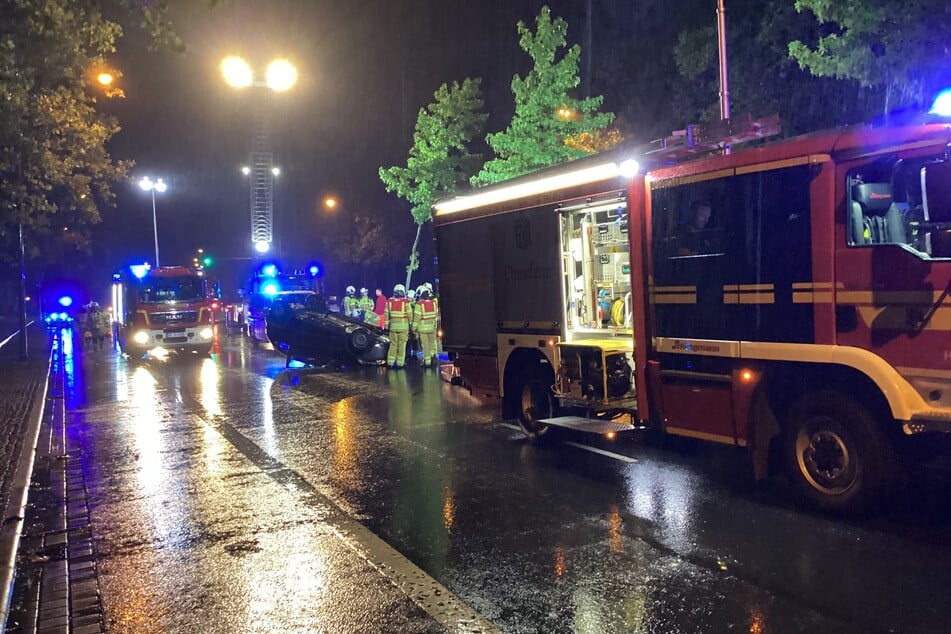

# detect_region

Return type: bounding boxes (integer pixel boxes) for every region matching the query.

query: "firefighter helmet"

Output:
[360,287,368,295]
[346,286,355,295]
[393,284,406,297]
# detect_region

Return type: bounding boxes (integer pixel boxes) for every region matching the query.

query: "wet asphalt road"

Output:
[61,328,951,633]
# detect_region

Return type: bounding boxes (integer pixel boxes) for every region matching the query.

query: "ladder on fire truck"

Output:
[646,114,781,162]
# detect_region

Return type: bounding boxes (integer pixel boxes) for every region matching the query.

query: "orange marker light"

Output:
[741,370,754,382]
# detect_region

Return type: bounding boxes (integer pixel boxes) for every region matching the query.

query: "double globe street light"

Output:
[221,56,297,256]
[138,176,167,268]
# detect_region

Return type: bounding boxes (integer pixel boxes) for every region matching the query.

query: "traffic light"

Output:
[201,255,214,267]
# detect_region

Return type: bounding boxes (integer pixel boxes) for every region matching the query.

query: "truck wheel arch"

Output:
[502,347,555,421]
[748,361,897,480]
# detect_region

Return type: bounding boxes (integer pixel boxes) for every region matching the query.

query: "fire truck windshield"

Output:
[137,277,205,303]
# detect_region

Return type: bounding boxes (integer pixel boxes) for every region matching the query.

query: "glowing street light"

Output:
[97,72,114,87]
[223,55,298,258]
[265,59,298,92]
[220,56,254,89]
[138,176,168,268]
[221,56,298,92]
[323,196,337,210]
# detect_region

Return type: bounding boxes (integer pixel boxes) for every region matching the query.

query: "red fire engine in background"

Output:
[112,264,216,357]
[434,113,951,512]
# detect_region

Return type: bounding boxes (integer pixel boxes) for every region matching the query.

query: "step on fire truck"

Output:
[112,264,216,358]
[433,111,951,513]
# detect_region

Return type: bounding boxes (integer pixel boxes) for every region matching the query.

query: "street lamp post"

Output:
[138,176,167,268]
[221,56,297,257]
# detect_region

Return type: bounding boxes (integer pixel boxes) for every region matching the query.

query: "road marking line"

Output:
[561,441,638,463]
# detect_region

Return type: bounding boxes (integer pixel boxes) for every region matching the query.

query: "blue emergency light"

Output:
[260,263,279,278]
[58,295,73,307]
[930,89,951,117]
[130,263,151,279]
[261,281,280,296]
[308,263,322,277]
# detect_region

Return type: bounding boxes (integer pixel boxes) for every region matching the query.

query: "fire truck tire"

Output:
[782,390,893,515]
[517,372,555,439]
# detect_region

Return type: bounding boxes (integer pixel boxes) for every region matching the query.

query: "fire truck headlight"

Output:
[132,331,150,345]
[199,327,213,340]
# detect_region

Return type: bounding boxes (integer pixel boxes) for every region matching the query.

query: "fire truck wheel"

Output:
[783,390,891,514]
[517,374,555,439]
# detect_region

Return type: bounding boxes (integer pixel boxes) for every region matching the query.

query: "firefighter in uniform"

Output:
[385,284,412,368]
[343,286,359,318]
[358,287,378,326]
[413,284,439,367]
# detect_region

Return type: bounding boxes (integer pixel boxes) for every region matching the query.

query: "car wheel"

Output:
[783,390,892,515]
[348,328,371,352]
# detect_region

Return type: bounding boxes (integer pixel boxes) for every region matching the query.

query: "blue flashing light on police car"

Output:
[308,263,322,277]
[58,295,73,307]
[260,263,279,278]
[261,281,280,296]
[930,89,951,117]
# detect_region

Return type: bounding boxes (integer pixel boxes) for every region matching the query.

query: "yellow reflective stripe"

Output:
[665,426,739,445]
[723,284,775,305]
[837,290,948,304]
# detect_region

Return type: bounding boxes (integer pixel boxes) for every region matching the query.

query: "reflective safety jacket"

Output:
[343,295,359,316]
[385,297,412,332]
[413,298,438,333]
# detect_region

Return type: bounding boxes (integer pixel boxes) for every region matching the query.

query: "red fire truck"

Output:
[113,264,216,357]
[433,115,951,512]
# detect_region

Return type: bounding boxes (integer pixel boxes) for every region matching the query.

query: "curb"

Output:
[0,346,53,630]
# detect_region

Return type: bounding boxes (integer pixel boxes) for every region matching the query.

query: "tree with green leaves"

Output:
[789,0,951,114]
[379,78,487,290]
[473,5,615,186]
[671,0,883,136]
[0,0,180,268]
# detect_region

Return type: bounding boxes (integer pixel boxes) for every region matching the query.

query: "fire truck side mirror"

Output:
[922,160,951,258]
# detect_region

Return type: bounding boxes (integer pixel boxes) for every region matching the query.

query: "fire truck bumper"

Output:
[130,326,214,351]
[904,410,951,435]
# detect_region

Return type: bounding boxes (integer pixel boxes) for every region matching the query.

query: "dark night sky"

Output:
[88,0,690,297]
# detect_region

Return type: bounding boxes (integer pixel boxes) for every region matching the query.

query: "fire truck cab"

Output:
[113,264,215,358]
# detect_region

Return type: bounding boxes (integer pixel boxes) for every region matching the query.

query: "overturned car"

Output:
[265,294,390,367]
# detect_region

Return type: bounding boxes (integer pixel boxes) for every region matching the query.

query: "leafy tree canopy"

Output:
[671,0,884,136]
[379,77,487,286]
[789,0,951,113]
[0,0,180,265]
[473,5,615,186]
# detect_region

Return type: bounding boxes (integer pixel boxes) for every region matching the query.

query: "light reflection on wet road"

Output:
[62,330,951,633]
